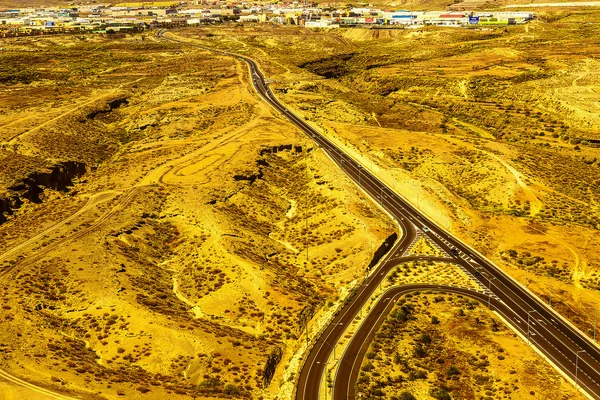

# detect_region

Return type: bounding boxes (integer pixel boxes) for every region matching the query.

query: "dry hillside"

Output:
[176,11,600,394]
[357,292,579,399]
[0,32,394,399]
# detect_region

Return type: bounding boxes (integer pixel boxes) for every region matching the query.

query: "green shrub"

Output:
[400,392,416,400]
[446,365,460,377]
[430,387,452,400]
[421,333,432,344]
[224,383,241,395]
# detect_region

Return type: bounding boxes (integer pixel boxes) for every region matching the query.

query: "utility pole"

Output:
[305,215,309,265]
[305,150,309,267]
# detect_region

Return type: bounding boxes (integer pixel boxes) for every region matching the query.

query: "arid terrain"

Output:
[169,11,600,397]
[1,6,600,400]
[0,31,393,399]
[357,291,579,399]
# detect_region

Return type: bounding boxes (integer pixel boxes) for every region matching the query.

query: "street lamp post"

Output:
[546,273,553,306]
[576,350,586,391]
[527,310,536,344]
[323,337,339,361]
[488,276,497,309]
[316,360,336,400]
[358,165,362,185]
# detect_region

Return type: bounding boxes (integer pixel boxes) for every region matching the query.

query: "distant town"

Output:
[1,1,536,37]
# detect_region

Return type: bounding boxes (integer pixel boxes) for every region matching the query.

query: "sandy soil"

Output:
[357,292,580,399]
[1,13,599,399]
[177,18,600,397]
[0,32,393,399]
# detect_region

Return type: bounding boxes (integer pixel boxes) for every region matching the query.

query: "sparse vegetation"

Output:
[2,8,600,399]
[0,28,393,399]
[179,11,600,356]
[356,293,577,399]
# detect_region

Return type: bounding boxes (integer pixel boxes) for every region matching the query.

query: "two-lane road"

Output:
[157,30,600,400]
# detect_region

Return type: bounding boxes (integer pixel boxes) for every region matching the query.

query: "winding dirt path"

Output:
[5,91,120,145]
[0,368,81,400]
[0,190,119,264]
[0,30,274,400]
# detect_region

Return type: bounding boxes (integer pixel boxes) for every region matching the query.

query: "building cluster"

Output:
[0,1,536,37]
[303,10,535,28]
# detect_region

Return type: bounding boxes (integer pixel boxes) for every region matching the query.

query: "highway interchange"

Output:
[157,30,600,400]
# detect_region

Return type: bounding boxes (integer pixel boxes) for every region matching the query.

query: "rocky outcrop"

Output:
[234,145,312,184]
[259,144,309,156]
[232,169,264,184]
[86,97,129,120]
[298,53,356,79]
[262,347,283,388]
[0,161,86,223]
[367,232,398,270]
[0,195,20,223]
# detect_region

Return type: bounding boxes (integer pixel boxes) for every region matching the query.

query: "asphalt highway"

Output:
[157,30,600,400]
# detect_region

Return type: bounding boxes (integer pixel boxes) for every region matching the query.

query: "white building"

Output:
[239,14,259,22]
[383,10,424,24]
[305,19,339,28]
